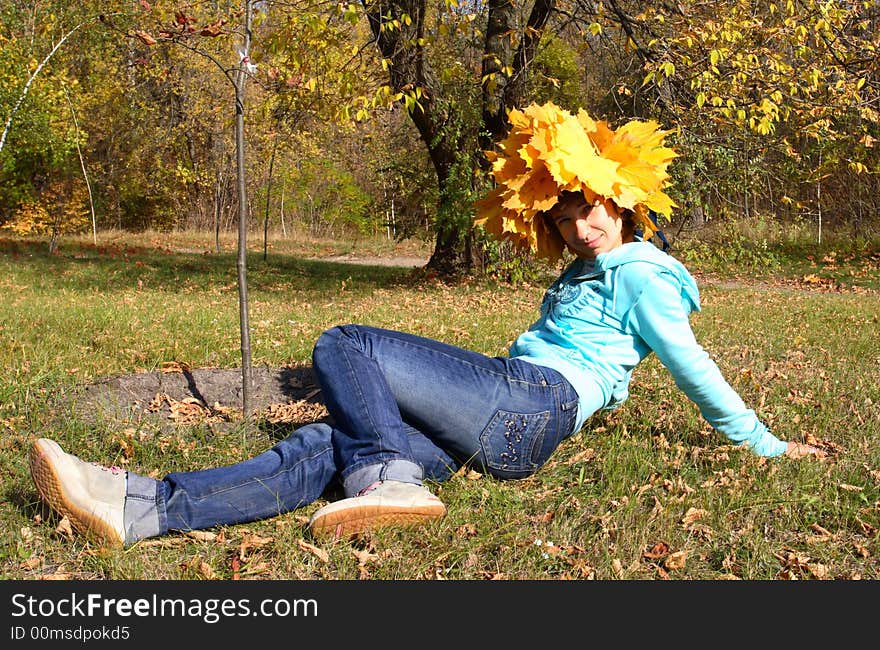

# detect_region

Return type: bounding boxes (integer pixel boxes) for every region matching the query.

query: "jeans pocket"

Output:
[479,409,551,478]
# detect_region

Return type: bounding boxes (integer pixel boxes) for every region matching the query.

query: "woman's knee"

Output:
[312,324,358,366]
[273,422,333,460]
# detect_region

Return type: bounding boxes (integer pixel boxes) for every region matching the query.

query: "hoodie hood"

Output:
[591,241,701,312]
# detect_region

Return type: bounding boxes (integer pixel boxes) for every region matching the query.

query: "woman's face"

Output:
[550,195,626,259]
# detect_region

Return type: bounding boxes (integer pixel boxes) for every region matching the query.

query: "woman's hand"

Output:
[784,441,828,459]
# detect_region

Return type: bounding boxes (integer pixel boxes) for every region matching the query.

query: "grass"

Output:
[1,225,879,580]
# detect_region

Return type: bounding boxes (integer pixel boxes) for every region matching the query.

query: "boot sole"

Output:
[310,503,447,540]
[29,440,124,547]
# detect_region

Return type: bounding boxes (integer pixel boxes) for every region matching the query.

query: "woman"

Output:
[28,102,825,547]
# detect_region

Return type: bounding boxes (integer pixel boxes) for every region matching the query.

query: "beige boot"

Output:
[309,480,446,540]
[29,438,126,546]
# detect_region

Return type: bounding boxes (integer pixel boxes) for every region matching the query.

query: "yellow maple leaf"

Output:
[474,100,678,259]
[514,168,562,212]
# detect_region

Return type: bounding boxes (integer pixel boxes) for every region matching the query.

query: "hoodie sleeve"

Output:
[627,270,787,457]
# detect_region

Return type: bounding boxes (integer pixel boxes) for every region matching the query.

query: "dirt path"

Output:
[314,254,428,267]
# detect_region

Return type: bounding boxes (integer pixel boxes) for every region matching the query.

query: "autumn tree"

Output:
[101,0,267,414]
[4,0,879,264]
[344,0,880,262]
[0,2,105,239]
[333,1,558,276]
[580,0,880,231]
[106,1,384,413]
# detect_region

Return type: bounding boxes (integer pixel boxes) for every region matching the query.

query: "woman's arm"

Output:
[627,270,813,457]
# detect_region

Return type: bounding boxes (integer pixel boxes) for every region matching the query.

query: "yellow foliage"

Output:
[2,180,91,236]
[474,101,678,260]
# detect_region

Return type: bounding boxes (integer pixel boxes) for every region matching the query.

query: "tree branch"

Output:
[0,18,96,155]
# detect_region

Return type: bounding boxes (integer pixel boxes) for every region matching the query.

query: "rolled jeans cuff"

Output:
[123,472,165,544]
[342,459,424,498]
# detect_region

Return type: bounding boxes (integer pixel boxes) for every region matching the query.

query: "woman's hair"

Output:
[620,208,636,242]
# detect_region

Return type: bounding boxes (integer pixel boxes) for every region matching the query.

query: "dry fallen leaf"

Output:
[198,560,217,580]
[55,516,75,541]
[452,465,483,481]
[664,550,688,570]
[160,360,190,373]
[231,554,241,580]
[351,548,379,566]
[809,523,832,536]
[780,550,812,567]
[774,549,826,579]
[806,523,834,545]
[262,400,328,425]
[139,537,187,548]
[298,539,329,563]
[455,523,478,537]
[805,433,843,454]
[643,541,669,560]
[147,392,169,411]
[242,562,271,577]
[649,495,664,520]
[838,483,864,492]
[185,530,217,542]
[535,510,555,524]
[40,573,73,581]
[182,555,217,579]
[239,533,274,560]
[681,507,709,527]
[855,517,877,536]
[21,556,42,570]
[807,563,828,579]
[568,448,596,463]
[111,431,136,461]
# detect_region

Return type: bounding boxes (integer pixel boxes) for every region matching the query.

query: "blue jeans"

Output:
[123,325,581,543]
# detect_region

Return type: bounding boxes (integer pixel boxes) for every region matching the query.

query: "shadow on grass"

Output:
[0,237,425,295]
[4,482,42,528]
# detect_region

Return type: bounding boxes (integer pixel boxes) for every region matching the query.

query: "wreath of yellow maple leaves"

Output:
[474,101,678,260]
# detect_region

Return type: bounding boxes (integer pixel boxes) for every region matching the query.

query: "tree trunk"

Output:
[214,169,224,253]
[479,1,517,155]
[263,140,277,261]
[364,1,473,275]
[280,182,287,237]
[427,224,469,276]
[63,84,97,245]
[364,2,556,276]
[235,0,254,418]
[480,1,555,155]
[685,168,705,228]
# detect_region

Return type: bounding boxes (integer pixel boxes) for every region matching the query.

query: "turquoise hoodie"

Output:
[510,241,787,457]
